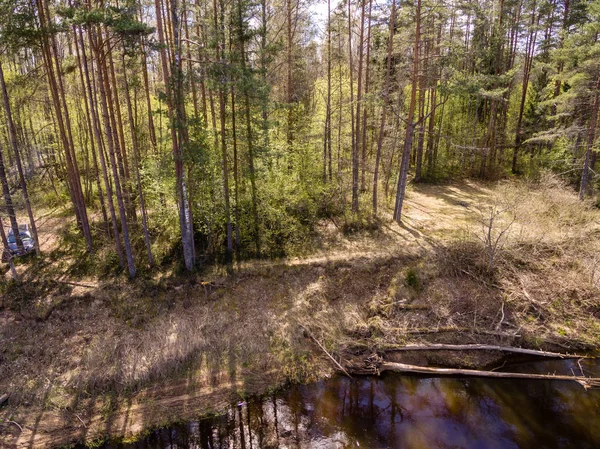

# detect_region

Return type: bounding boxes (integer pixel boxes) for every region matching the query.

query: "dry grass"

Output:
[2,177,600,448]
[427,173,600,347]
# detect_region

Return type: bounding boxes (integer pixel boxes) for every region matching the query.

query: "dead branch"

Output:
[383,344,591,359]
[74,413,87,429]
[378,362,600,389]
[55,280,96,289]
[6,420,23,432]
[392,327,520,338]
[300,325,352,378]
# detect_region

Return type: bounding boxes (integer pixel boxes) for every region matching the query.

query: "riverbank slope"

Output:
[1,178,599,448]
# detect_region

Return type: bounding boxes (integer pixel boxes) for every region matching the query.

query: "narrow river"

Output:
[99,358,600,448]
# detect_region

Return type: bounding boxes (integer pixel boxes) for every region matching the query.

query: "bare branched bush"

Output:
[428,177,600,346]
[471,183,520,272]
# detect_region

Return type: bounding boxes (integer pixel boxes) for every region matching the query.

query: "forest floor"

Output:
[1,176,600,448]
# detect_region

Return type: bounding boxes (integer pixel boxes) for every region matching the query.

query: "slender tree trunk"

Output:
[237,0,261,256]
[122,51,154,266]
[286,0,294,162]
[353,0,365,211]
[552,0,570,115]
[0,61,39,255]
[348,0,357,212]
[155,0,196,271]
[219,89,233,261]
[84,27,124,266]
[195,7,209,125]
[512,1,538,174]
[0,144,22,252]
[481,100,497,179]
[338,29,343,181]
[183,0,201,122]
[73,26,109,235]
[393,0,421,223]
[92,28,136,277]
[106,45,137,223]
[39,0,92,251]
[414,85,426,181]
[579,75,600,200]
[259,0,270,160]
[323,0,332,183]
[231,86,241,251]
[327,0,332,182]
[213,0,233,263]
[360,0,372,192]
[140,42,158,154]
[373,0,396,214]
[0,216,18,280]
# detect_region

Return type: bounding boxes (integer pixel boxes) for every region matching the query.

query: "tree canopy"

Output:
[0,0,598,276]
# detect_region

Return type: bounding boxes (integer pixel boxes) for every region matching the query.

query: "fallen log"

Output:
[384,344,591,359]
[379,362,600,389]
[396,327,521,338]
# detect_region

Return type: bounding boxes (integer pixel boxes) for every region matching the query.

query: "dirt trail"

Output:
[235,182,493,271]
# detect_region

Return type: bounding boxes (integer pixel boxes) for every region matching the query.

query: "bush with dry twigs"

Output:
[435,173,600,345]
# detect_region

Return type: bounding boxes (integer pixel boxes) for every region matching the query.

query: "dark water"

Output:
[102,359,600,449]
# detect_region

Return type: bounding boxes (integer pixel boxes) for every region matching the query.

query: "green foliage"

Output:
[0,0,41,50]
[2,0,600,280]
[404,266,420,290]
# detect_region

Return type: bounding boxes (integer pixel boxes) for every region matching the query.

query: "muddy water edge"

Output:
[91,357,600,449]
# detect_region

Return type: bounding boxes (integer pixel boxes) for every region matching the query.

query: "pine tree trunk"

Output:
[183,0,201,122]
[122,51,154,266]
[155,0,196,271]
[38,0,92,251]
[195,6,209,125]
[83,28,124,266]
[236,0,261,256]
[579,75,600,200]
[393,0,421,223]
[0,61,40,256]
[73,26,109,235]
[172,0,196,269]
[286,0,295,165]
[212,0,233,262]
[0,145,22,253]
[0,216,18,280]
[512,1,538,174]
[360,0,372,192]
[353,0,365,211]
[259,0,270,161]
[338,30,343,181]
[140,43,158,154]
[373,0,396,214]
[106,46,137,224]
[230,86,241,251]
[348,0,357,212]
[425,87,438,177]
[92,28,136,277]
[327,0,332,181]
[414,83,426,181]
[322,0,332,183]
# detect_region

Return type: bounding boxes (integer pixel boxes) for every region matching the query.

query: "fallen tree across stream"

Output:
[377,362,600,389]
[382,344,592,359]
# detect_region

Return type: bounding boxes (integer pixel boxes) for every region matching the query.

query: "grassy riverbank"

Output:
[1,177,600,448]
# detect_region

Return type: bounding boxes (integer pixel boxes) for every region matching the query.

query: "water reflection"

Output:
[103,359,600,449]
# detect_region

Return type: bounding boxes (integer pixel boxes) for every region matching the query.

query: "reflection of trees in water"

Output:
[117,365,600,449]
